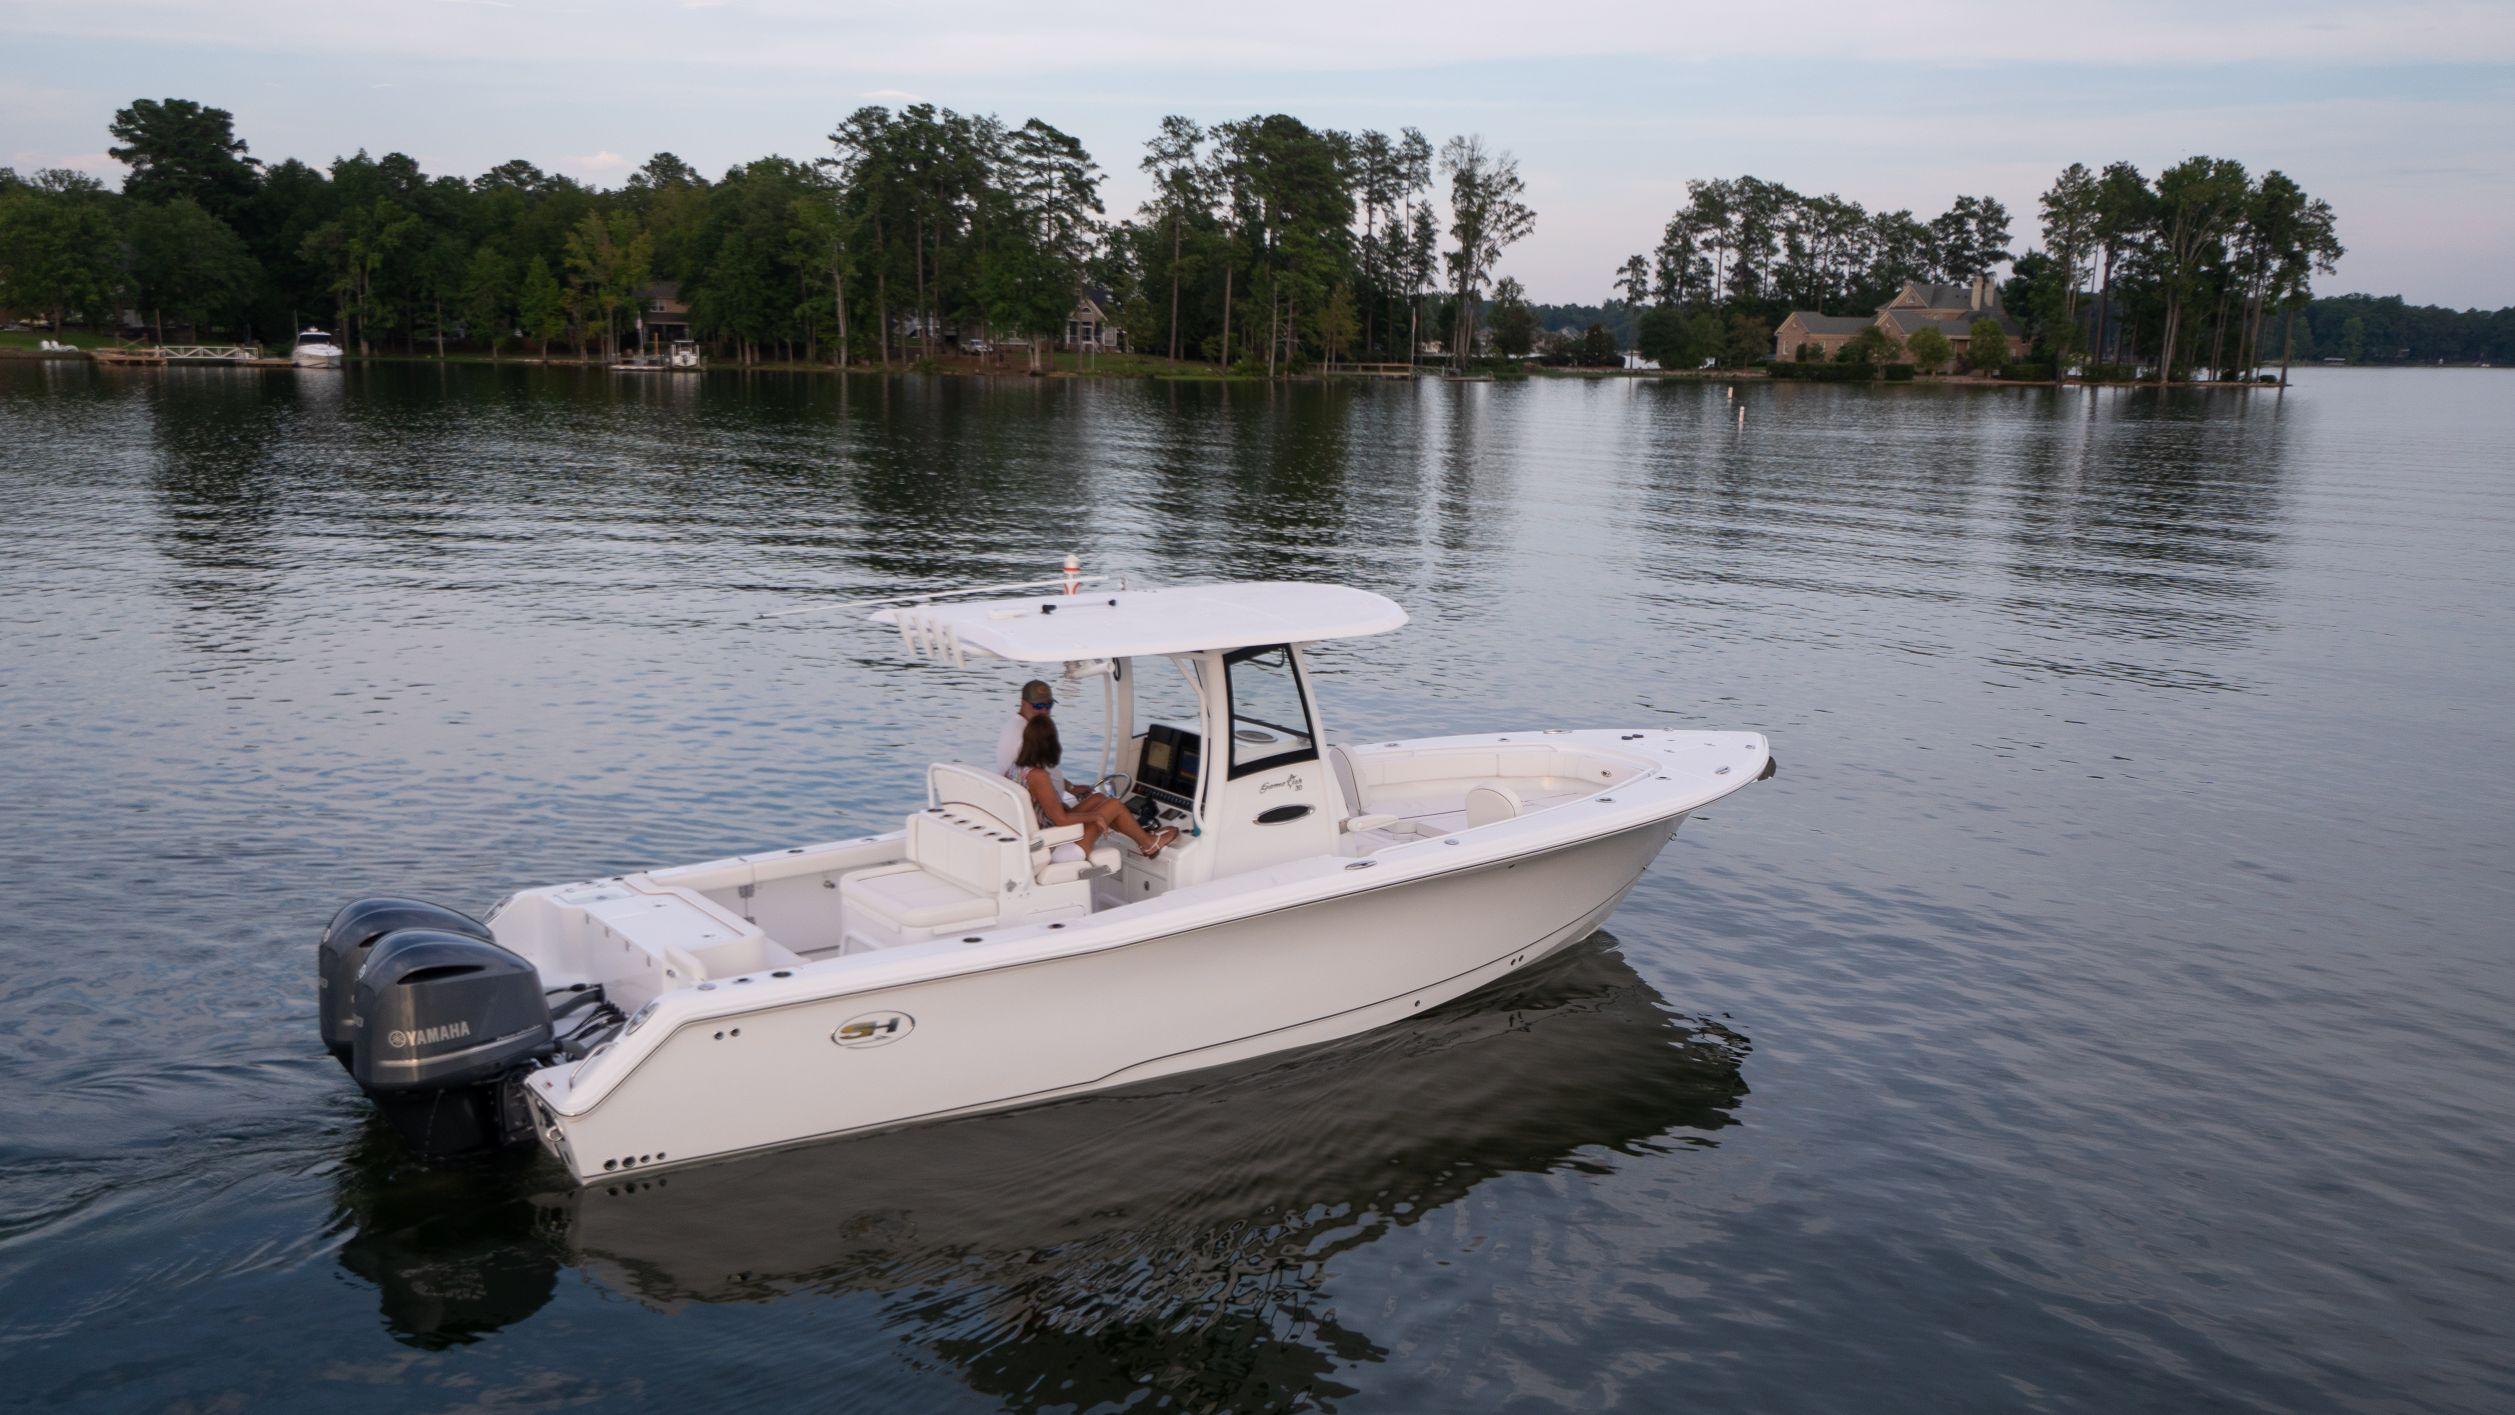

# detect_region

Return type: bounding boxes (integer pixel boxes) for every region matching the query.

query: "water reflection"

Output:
[331,938,1749,1406]
[142,368,305,655]
[1626,382,2292,690]
[1998,387,2289,678]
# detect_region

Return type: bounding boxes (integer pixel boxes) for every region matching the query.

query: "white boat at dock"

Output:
[292,329,344,367]
[613,338,702,372]
[318,573,1776,1182]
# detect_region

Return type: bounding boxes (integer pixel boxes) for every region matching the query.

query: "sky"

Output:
[5,0,2512,308]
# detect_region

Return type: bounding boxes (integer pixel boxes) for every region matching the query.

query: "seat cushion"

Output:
[1037,842,1121,885]
[841,862,996,930]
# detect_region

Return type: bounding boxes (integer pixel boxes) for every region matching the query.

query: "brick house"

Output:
[1770,312,1874,360]
[1775,275,2025,363]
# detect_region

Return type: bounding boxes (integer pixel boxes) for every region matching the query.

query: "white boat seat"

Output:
[1327,742,1365,811]
[840,764,1119,949]
[1325,742,1400,834]
[1465,780,1524,828]
[1038,834,1122,884]
[837,862,995,930]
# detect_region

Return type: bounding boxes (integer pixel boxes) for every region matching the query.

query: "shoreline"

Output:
[5,343,2496,385]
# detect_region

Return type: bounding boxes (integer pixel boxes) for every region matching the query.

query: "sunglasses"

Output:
[1026,699,1054,711]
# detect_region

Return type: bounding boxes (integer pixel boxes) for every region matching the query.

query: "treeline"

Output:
[2291,294,2515,365]
[1608,162,2347,381]
[0,97,1541,373]
[1615,178,2016,315]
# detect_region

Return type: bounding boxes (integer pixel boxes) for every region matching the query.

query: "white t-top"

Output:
[871,582,1407,663]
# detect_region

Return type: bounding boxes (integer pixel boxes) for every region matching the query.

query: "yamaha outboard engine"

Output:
[320,898,497,1066]
[350,928,555,1158]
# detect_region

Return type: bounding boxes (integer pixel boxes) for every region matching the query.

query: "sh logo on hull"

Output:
[832,1011,914,1048]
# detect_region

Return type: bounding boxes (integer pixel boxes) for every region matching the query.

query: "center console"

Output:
[1115,724,1209,897]
[1127,723,1203,833]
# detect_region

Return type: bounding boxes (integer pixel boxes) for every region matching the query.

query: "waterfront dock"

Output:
[89,344,298,369]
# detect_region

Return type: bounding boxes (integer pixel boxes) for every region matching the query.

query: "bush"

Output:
[1968,317,2011,367]
[2078,362,2139,382]
[1637,306,1706,370]
[1882,364,1915,382]
[1834,325,1899,366]
[1999,357,2058,381]
[1770,361,1878,382]
[1904,325,1952,374]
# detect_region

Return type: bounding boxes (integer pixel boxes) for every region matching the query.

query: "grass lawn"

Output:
[0,328,111,351]
[1034,349,1257,379]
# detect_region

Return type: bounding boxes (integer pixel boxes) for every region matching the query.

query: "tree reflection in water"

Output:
[332,935,1748,1406]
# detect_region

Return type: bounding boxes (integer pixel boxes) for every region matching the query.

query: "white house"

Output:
[1064,288,1124,351]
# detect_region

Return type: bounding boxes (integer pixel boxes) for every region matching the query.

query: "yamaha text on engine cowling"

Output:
[320,897,620,1160]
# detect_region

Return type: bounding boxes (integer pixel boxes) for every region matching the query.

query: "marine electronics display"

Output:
[1136,723,1202,802]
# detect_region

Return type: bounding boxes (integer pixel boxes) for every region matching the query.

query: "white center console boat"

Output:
[318,577,1775,1182]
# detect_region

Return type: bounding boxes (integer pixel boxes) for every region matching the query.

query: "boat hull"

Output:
[536,813,1684,1181]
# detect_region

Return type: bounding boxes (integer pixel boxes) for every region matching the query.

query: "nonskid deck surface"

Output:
[491,727,1766,1167]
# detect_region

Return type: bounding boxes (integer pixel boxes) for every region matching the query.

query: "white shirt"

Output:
[995,712,1028,777]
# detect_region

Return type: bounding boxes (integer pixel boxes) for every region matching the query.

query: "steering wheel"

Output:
[1085,772,1133,801]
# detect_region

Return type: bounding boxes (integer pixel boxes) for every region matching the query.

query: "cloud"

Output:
[43,152,121,178]
[858,88,922,102]
[569,149,631,172]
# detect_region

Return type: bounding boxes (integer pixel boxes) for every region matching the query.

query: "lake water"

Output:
[1,362,2509,1413]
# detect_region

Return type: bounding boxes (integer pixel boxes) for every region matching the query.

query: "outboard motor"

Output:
[320,898,496,1067]
[350,928,555,1158]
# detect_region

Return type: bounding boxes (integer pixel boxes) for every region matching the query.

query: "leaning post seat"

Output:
[837,764,1119,951]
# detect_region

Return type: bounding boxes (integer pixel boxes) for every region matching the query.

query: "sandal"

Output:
[1141,826,1181,858]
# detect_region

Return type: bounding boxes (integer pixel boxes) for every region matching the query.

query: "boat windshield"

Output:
[1222,645,1317,777]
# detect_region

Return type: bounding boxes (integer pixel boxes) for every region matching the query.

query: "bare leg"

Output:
[1087,798,1176,857]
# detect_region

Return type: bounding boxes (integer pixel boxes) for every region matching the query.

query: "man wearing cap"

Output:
[995,679,1057,777]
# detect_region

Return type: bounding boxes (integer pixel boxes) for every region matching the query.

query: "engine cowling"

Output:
[350,928,554,1157]
[319,897,495,1066]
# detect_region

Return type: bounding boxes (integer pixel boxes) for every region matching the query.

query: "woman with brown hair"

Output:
[1007,714,1178,859]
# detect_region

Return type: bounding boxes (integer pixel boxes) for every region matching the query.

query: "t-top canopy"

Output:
[871,581,1408,664]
